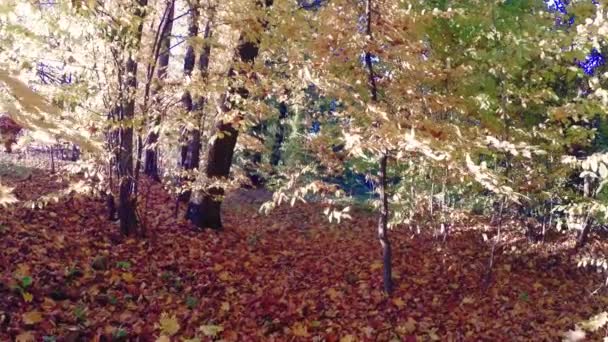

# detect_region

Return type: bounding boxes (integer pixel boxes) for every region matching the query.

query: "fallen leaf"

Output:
[158,312,180,336]
[218,271,231,281]
[155,335,171,342]
[400,317,416,335]
[392,297,406,309]
[122,272,135,283]
[22,291,33,303]
[340,334,356,342]
[221,301,230,312]
[22,311,43,325]
[15,331,35,342]
[291,322,310,337]
[370,261,383,271]
[563,329,586,342]
[199,324,224,337]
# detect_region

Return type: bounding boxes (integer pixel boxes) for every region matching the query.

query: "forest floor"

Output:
[1,162,608,341]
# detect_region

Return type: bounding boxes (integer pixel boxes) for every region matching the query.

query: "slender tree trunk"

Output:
[187,0,273,229]
[270,101,288,167]
[377,153,393,294]
[145,1,175,180]
[364,0,392,295]
[180,2,200,172]
[577,176,593,248]
[50,146,55,173]
[118,0,147,236]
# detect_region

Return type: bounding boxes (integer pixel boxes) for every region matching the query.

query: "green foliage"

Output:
[115,261,132,270]
[185,296,198,310]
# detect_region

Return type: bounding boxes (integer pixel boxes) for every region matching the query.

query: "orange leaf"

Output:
[22,311,43,325]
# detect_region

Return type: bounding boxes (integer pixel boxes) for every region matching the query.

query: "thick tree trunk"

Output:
[187,121,238,229]
[117,0,147,236]
[378,154,393,294]
[187,0,273,229]
[145,1,175,180]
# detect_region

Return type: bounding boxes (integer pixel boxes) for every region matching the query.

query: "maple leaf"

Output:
[122,272,135,283]
[22,311,43,325]
[291,322,310,337]
[340,335,356,342]
[0,183,18,207]
[220,301,230,312]
[579,312,608,332]
[370,261,383,271]
[563,329,586,342]
[398,318,416,335]
[199,324,224,337]
[218,271,232,282]
[22,291,33,303]
[326,287,342,301]
[15,331,35,342]
[158,312,180,336]
[392,297,406,309]
[155,336,171,342]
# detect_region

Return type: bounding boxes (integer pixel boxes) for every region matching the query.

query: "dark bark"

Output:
[576,210,593,249]
[144,1,175,180]
[178,5,214,204]
[377,154,393,294]
[365,0,392,295]
[270,102,288,166]
[187,0,273,229]
[106,193,117,221]
[179,2,200,171]
[117,0,147,236]
[576,176,593,249]
[187,121,238,229]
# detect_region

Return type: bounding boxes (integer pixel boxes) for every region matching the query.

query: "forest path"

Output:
[1,169,607,341]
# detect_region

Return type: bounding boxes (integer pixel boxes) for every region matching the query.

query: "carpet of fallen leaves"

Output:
[2,169,608,341]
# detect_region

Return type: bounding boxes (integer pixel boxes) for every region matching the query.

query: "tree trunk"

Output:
[577,176,593,249]
[270,101,288,166]
[187,121,238,229]
[365,0,392,295]
[377,154,393,294]
[180,2,200,172]
[144,1,175,180]
[117,0,147,236]
[187,0,273,229]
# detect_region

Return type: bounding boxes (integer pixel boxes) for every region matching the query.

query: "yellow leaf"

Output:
[22,311,43,325]
[370,261,383,271]
[155,336,171,342]
[400,317,416,334]
[182,338,201,342]
[461,296,474,305]
[199,324,223,337]
[22,292,33,303]
[218,271,231,281]
[15,331,35,342]
[292,322,310,337]
[392,297,406,309]
[158,312,180,336]
[221,301,230,312]
[340,335,356,342]
[326,288,342,301]
[122,272,135,283]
